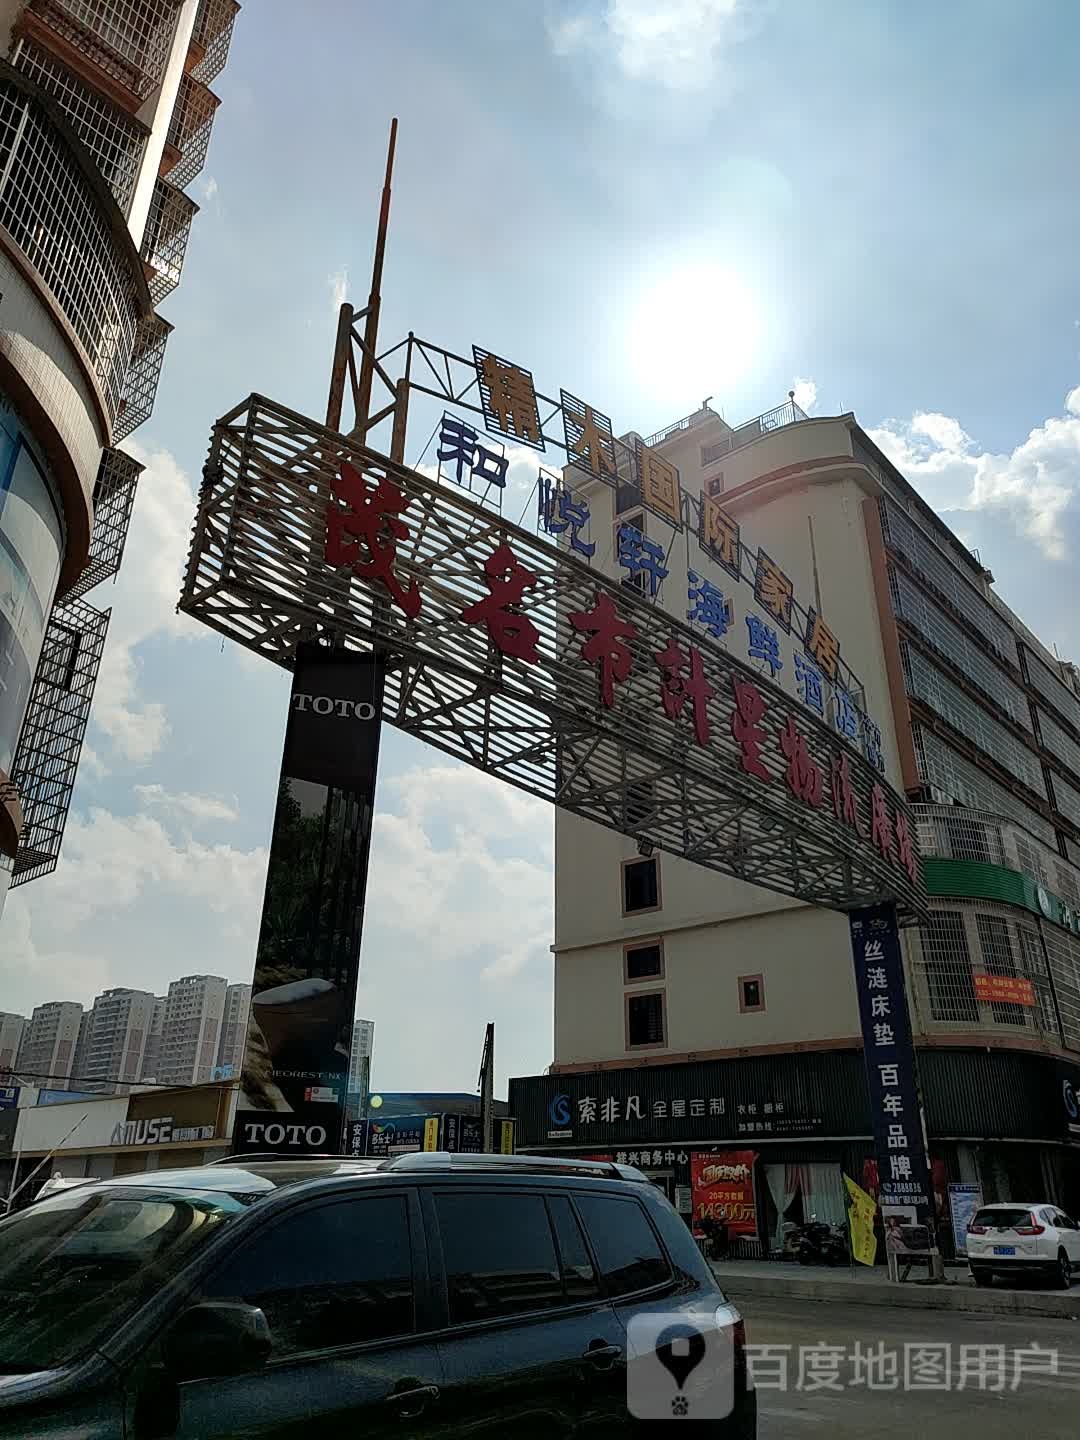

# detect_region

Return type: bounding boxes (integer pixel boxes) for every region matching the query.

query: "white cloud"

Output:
[791,377,818,414]
[551,0,743,92]
[867,384,1080,561]
[134,783,239,824]
[2,808,268,1013]
[197,175,219,204]
[329,268,349,311]
[89,442,202,764]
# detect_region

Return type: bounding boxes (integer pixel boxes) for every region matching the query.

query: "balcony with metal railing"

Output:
[163,73,218,191]
[23,0,182,106]
[66,447,144,601]
[189,0,239,86]
[113,311,171,441]
[13,39,149,214]
[141,177,196,302]
[0,64,151,426]
[644,395,809,455]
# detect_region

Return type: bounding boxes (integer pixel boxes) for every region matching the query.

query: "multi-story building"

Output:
[155,973,226,1086]
[214,980,249,1079]
[0,0,241,914]
[16,998,82,1086]
[510,397,1080,1237]
[347,1017,375,1096]
[72,985,157,1093]
[139,994,166,1082]
[0,1009,25,1073]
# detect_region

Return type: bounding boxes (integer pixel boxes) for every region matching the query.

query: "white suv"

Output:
[967,1203,1080,1289]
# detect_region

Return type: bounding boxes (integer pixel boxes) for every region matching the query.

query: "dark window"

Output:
[623,857,658,913]
[627,991,664,1047]
[436,1192,563,1323]
[626,943,662,981]
[547,1195,600,1302]
[740,976,763,1011]
[574,1195,670,1297]
[201,1196,413,1356]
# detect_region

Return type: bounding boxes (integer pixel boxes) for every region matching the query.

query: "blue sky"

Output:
[5,0,1080,1096]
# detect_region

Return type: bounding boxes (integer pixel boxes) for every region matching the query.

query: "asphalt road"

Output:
[745,1295,1080,1438]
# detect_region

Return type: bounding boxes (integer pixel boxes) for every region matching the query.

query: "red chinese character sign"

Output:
[182,394,927,922]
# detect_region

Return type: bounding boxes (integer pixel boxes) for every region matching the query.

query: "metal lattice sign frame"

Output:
[181,393,927,920]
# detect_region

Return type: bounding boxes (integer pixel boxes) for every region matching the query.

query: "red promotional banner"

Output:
[974,973,1036,1007]
[691,1150,758,1234]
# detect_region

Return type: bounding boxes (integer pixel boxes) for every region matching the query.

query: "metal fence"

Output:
[164,74,217,191]
[28,0,180,100]
[65,447,144,601]
[141,177,196,302]
[9,597,110,886]
[113,311,170,441]
[190,0,238,85]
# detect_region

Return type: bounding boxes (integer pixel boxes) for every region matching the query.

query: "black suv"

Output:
[0,1151,756,1437]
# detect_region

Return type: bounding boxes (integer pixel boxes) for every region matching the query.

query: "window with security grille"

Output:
[31,0,180,98]
[890,568,1031,730]
[940,811,995,865]
[913,727,1056,848]
[1050,772,1080,833]
[627,991,665,1047]
[975,914,1025,1026]
[0,82,141,423]
[901,643,1046,797]
[1016,926,1062,1041]
[625,943,662,981]
[881,499,1017,663]
[1025,647,1080,735]
[13,42,148,213]
[921,911,978,1023]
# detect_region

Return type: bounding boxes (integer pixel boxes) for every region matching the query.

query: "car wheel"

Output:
[971,1267,993,1288]
[1054,1251,1071,1290]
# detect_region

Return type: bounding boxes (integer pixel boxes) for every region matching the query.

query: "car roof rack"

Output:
[378,1151,648,1181]
[203,1153,357,1166]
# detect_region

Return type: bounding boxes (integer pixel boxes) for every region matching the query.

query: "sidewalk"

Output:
[710,1258,1080,1319]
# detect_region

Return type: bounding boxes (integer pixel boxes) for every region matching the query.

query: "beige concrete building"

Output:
[517,397,1080,1236]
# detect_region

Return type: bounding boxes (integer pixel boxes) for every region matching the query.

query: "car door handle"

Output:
[385,1383,440,1419]
[583,1342,623,1365]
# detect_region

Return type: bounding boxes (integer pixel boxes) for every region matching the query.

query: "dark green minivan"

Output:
[0,1152,756,1438]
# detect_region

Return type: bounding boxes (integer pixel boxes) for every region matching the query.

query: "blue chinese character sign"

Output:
[849,904,932,1216]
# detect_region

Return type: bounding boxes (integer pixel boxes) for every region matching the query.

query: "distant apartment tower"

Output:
[139,996,166,1083]
[0,1011,25,1074]
[74,986,157,1094]
[157,974,226,1086]
[347,1018,375,1095]
[16,999,82,1087]
[214,981,250,1078]
[0,0,241,912]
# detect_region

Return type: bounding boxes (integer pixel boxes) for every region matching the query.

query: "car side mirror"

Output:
[163,1300,272,1382]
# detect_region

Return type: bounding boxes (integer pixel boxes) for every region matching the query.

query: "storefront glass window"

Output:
[0,436,63,774]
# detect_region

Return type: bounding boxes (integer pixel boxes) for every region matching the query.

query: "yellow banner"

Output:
[844,1173,878,1266]
[500,1120,515,1155]
[423,1116,439,1151]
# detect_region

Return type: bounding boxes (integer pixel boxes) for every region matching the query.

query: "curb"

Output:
[710,1266,1080,1320]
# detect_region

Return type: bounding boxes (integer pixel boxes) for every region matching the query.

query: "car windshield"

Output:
[0,1185,252,1372]
[972,1208,1032,1229]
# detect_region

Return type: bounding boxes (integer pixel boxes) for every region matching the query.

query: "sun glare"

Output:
[626,262,761,410]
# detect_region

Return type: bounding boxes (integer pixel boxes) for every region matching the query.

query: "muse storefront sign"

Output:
[110,1117,215,1147]
[232,645,384,1157]
[181,395,926,919]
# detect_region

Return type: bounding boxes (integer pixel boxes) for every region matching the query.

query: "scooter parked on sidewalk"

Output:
[795,1217,848,1266]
